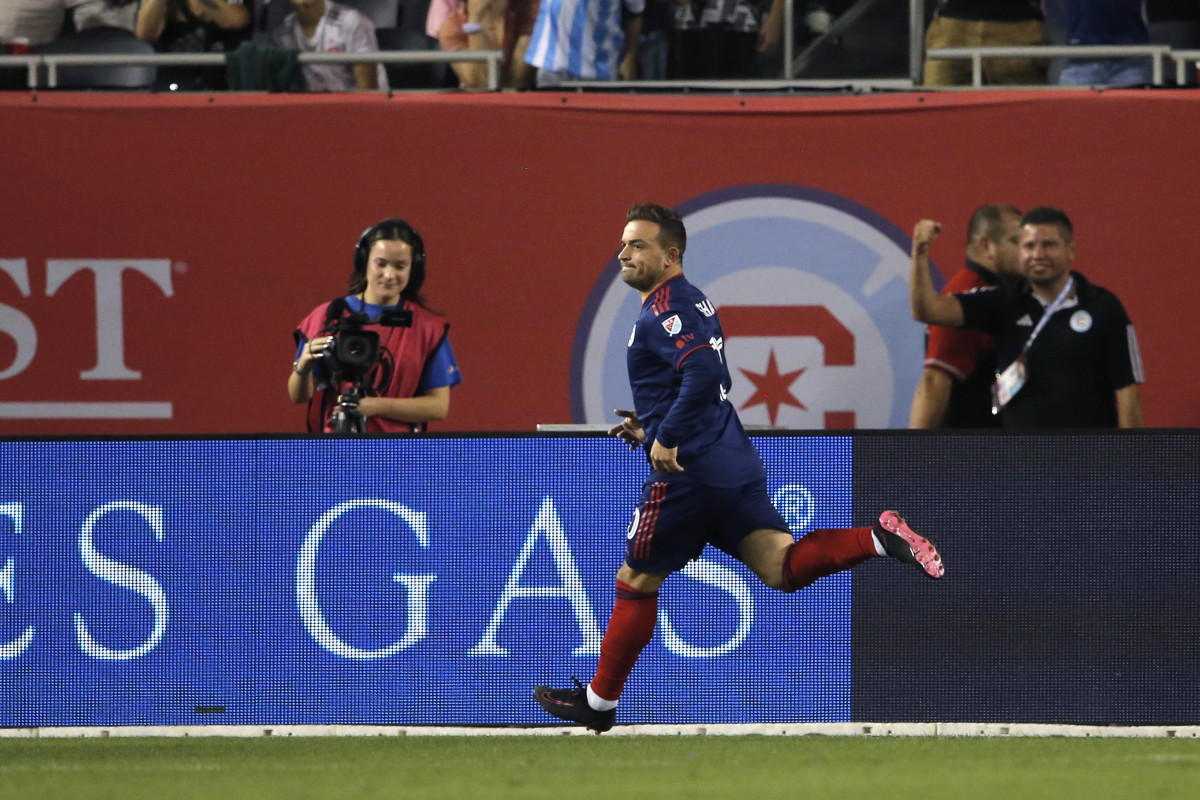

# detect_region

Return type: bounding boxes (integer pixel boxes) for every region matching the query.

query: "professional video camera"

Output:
[320,302,413,433]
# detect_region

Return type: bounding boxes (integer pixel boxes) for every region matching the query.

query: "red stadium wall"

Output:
[1,89,1198,434]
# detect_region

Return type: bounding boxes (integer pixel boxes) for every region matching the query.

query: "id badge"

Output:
[991,355,1027,415]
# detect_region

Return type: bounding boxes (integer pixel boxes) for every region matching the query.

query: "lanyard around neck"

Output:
[1021,276,1074,354]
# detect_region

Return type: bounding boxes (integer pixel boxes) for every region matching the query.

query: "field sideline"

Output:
[3,734,1199,800]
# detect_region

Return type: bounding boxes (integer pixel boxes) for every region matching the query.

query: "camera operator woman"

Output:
[288,218,462,432]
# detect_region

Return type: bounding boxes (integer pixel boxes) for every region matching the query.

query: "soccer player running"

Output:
[533,203,945,733]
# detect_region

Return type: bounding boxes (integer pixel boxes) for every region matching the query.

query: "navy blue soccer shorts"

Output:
[624,477,789,575]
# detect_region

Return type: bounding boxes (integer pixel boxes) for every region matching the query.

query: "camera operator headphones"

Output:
[353,217,427,275]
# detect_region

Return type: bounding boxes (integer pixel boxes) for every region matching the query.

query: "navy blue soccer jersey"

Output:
[627,275,765,487]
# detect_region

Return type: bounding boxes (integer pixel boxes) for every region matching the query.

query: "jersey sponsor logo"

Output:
[1070,310,1093,332]
[661,314,683,336]
[570,184,930,429]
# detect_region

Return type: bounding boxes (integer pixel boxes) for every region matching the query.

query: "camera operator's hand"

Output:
[294,336,334,376]
[288,336,335,405]
[356,395,380,418]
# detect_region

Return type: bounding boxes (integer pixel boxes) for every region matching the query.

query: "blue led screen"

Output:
[7,432,1198,728]
[850,431,1200,726]
[0,435,853,727]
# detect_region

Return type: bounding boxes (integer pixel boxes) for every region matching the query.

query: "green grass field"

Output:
[2,735,1198,800]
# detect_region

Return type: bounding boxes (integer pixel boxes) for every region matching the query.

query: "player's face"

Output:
[991,214,1022,277]
[1019,223,1075,288]
[618,220,677,294]
[362,239,413,306]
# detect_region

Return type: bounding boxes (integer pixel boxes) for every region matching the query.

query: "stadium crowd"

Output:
[3,0,1198,91]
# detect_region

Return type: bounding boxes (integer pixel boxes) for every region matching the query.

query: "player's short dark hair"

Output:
[627,203,687,257]
[967,204,1021,245]
[1021,206,1074,243]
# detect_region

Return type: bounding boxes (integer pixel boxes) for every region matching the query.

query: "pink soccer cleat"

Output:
[876,511,945,579]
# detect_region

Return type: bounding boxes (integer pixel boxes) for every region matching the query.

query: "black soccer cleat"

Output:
[876,510,945,579]
[532,677,616,734]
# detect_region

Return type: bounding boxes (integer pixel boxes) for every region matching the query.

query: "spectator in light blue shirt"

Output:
[524,0,644,85]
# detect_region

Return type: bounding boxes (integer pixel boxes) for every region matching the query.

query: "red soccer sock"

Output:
[781,526,878,592]
[589,580,659,703]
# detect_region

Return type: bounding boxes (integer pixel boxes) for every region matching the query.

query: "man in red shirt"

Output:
[909,204,1022,428]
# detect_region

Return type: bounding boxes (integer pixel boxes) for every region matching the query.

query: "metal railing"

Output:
[910,0,925,85]
[0,49,505,91]
[924,44,1173,88]
[1171,49,1200,84]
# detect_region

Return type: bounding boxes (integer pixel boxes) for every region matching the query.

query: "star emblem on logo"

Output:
[739,349,806,424]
